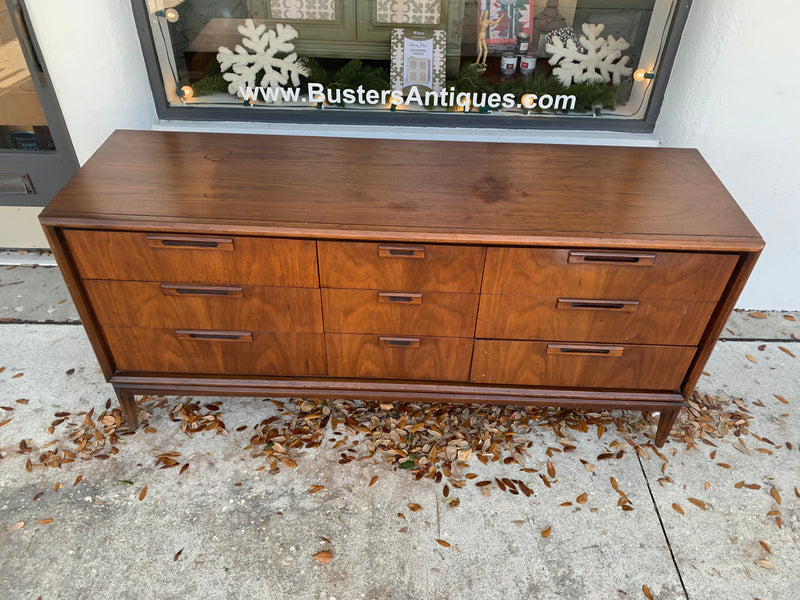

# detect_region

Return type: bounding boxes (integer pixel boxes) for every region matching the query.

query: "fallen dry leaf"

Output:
[773,395,789,404]
[746,355,757,363]
[173,548,183,561]
[576,493,588,504]
[37,518,53,524]
[281,457,298,468]
[748,312,767,319]
[369,475,378,487]
[139,486,147,501]
[309,485,325,494]
[54,482,62,492]
[672,503,684,515]
[73,475,82,486]
[547,460,556,478]
[643,585,654,600]
[688,498,707,511]
[407,503,422,512]
[778,347,795,358]
[770,488,782,505]
[755,559,775,569]
[11,373,23,379]
[435,539,451,548]
[313,550,333,564]
[760,541,771,554]
[540,526,552,538]
[8,521,24,530]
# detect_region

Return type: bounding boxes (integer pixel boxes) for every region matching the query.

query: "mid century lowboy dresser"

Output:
[39,130,764,447]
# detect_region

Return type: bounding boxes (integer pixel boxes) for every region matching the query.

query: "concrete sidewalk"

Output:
[1,265,799,600]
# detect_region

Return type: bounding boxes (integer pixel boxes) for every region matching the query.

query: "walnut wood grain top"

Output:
[40,130,763,250]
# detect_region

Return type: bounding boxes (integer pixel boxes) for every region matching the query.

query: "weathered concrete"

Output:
[642,340,800,600]
[1,265,799,599]
[0,265,79,323]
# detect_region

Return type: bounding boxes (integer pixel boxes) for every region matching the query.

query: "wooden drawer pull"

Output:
[147,235,234,251]
[568,251,655,266]
[378,292,423,304]
[378,245,426,259]
[379,336,421,348]
[161,284,243,297]
[557,298,639,312]
[175,330,252,342]
[547,344,624,357]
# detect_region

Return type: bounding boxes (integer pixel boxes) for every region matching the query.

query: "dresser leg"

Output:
[654,407,680,447]
[116,390,139,430]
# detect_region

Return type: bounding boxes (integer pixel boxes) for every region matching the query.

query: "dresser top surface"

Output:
[40,130,763,250]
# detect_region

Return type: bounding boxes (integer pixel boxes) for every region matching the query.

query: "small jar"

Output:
[519,54,536,75]
[515,32,530,56]
[500,52,518,75]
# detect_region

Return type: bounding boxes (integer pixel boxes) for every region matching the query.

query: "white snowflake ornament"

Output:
[545,23,633,87]
[217,19,309,100]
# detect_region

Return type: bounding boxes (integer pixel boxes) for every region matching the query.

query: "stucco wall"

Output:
[656,0,799,309]
[25,0,156,164]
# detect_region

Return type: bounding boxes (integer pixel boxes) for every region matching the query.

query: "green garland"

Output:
[188,59,618,114]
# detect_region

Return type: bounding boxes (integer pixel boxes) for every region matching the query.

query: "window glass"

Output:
[144,0,682,125]
[0,3,53,151]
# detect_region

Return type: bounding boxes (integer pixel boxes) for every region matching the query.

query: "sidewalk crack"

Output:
[636,449,690,600]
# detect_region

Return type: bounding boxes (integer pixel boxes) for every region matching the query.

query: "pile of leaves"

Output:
[244,390,755,484]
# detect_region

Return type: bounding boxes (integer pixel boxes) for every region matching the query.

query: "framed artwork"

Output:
[390,28,446,94]
[482,0,536,54]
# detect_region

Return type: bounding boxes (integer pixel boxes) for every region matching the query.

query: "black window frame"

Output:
[131,0,692,133]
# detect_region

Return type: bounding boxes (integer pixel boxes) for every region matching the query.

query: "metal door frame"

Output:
[0,0,78,207]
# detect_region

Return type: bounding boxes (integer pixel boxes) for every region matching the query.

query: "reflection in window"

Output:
[145,0,681,123]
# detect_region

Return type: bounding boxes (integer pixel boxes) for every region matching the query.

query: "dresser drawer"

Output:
[318,241,485,293]
[471,340,695,390]
[482,248,737,301]
[326,334,473,381]
[477,295,717,345]
[322,289,479,337]
[84,280,323,333]
[64,230,319,287]
[103,326,326,376]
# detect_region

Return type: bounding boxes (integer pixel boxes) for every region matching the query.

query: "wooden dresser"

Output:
[39,130,763,446]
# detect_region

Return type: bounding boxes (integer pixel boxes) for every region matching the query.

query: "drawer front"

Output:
[84,280,323,333]
[322,289,479,337]
[477,295,717,345]
[103,326,326,376]
[471,340,695,390]
[326,334,473,381]
[482,248,737,301]
[318,241,485,293]
[64,230,319,287]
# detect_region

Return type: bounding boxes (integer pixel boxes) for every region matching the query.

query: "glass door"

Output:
[0,0,77,209]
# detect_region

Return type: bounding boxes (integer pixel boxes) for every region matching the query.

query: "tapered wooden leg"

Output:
[116,389,139,430]
[654,407,680,447]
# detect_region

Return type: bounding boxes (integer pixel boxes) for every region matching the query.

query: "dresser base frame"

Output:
[112,375,683,447]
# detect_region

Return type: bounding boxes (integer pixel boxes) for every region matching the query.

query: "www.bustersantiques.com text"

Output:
[239,84,577,111]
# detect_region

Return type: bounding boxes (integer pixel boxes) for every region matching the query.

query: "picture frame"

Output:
[390,27,447,94]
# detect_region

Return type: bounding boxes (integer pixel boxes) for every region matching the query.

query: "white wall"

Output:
[25,0,156,164]
[22,0,800,308]
[657,0,800,309]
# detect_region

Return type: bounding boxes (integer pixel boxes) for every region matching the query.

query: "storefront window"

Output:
[138,0,688,129]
